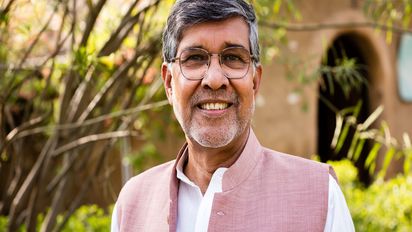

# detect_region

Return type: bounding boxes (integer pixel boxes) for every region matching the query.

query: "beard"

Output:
[172,90,255,148]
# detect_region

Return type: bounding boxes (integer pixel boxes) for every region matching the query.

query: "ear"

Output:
[252,64,262,97]
[161,62,173,105]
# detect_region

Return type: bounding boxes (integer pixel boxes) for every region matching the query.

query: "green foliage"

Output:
[363,0,412,43]
[329,160,412,232]
[331,103,411,178]
[57,205,112,232]
[0,205,113,232]
[126,142,163,173]
[319,56,367,99]
[0,216,7,232]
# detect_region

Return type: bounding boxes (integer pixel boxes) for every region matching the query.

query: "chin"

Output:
[189,127,239,148]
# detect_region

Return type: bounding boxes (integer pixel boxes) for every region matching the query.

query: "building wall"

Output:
[253,0,412,174]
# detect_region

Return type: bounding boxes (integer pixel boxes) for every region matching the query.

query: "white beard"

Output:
[172,95,255,148]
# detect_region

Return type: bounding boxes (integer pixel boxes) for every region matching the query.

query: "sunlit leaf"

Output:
[378,147,396,178]
[348,131,360,159]
[365,142,382,168]
[359,105,384,131]
[331,114,344,148]
[353,138,366,161]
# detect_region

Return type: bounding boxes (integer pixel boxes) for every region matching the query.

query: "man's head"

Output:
[162,0,260,65]
[161,0,262,149]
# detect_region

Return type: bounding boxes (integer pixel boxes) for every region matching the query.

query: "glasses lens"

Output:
[221,47,251,79]
[179,49,209,80]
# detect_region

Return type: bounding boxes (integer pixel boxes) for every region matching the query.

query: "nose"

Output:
[201,54,229,90]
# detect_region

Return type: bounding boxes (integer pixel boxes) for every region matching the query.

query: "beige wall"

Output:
[253,0,412,174]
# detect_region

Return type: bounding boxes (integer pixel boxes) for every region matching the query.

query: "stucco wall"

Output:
[253,0,412,173]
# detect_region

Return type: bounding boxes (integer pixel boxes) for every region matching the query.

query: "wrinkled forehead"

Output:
[176,17,251,53]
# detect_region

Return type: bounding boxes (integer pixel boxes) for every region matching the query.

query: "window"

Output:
[397,34,412,102]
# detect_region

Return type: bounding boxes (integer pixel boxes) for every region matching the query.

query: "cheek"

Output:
[171,78,195,108]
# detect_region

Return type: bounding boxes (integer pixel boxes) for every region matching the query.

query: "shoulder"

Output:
[260,147,331,177]
[118,160,175,199]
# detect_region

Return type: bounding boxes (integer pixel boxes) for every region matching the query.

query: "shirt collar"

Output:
[173,127,262,192]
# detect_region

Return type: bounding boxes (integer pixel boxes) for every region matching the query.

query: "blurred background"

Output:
[0,0,411,231]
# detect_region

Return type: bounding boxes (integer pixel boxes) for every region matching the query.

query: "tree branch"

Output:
[51,130,140,157]
[260,21,412,34]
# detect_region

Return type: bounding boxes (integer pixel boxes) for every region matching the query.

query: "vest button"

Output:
[216,211,225,216]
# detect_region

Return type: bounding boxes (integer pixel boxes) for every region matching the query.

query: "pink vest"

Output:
[116,129,336,231]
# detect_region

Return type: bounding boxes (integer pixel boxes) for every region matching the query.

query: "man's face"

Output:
[162,17,262,148]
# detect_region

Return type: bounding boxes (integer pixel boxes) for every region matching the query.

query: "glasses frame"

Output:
[170,46,257,80]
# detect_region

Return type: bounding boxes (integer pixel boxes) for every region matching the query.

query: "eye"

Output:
[180,50,209,65]
[222,54,245,62]
[183,54,207,62]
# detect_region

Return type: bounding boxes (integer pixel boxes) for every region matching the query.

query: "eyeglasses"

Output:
[170,46,256,80]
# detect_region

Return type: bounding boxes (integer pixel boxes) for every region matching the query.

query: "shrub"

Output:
[57,205,112,232]
[0,205,112,232]
[0,216,7,232]
[329,159,412,232]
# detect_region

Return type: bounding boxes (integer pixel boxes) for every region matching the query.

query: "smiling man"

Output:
[112,1,354,231]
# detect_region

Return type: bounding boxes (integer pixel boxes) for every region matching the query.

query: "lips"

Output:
[199,102,229,110]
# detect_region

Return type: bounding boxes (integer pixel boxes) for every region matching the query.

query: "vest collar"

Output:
[221,128,262,191]
[173,128,262,192]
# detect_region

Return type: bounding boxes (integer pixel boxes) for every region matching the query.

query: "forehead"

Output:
[177,17,250,53]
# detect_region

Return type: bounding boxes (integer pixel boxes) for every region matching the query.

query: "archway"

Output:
[317,34,372,185]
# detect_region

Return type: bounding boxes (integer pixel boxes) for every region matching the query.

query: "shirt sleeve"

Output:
[111,203,119,232]
[324,174,355,232]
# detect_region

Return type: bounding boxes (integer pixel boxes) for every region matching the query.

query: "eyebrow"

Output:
[179,42,248,52]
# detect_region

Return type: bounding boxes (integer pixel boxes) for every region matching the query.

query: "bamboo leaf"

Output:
[353,100,363,118]
[326,71,334,96]
[348,131,360,159]
[369,162,376,175]
[378,147,396,178]
[335,120,350,154]
[359,105,384,131]
[331,114,344,148]
[382,121,392,146]
[365,142,382,168]
[403,133,411,148]
[353,139,366,161]
[404,149,412,174]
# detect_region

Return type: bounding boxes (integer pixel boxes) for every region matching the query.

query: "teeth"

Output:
[200,103,229,110]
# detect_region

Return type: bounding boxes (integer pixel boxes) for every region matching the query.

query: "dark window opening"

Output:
[317,34,372,186]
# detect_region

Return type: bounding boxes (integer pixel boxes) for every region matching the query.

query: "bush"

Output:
[329,159,412,232]
[0,205,112,232]
[0,216,7,232]
[57,205,112,232]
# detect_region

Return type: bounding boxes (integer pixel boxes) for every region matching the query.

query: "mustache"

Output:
[190,89,239,106]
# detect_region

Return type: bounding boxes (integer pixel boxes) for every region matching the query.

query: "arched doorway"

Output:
[317,34,372,185]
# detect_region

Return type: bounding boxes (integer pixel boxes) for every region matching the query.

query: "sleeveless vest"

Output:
[116,129,336,232]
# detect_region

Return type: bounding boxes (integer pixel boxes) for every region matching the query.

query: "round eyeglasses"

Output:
[170,46,256,80]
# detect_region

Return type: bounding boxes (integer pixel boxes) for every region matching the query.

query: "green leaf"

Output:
[365,142,382,168]
[273,0,282,13]
[378,147,396,178]
[404,152,412,174]
[348,131,360,159]
[353,139,366,161]
[335,120,351,154]
[386,20,393,43]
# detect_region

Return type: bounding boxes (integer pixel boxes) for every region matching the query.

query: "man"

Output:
[112,0,355,231]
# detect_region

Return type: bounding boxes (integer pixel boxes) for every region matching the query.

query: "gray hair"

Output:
[162,0,260,64]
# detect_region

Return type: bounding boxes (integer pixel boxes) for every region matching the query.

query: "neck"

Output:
[184,128,250,194]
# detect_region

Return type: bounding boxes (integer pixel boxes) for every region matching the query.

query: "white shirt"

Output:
[111,169,355,232]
